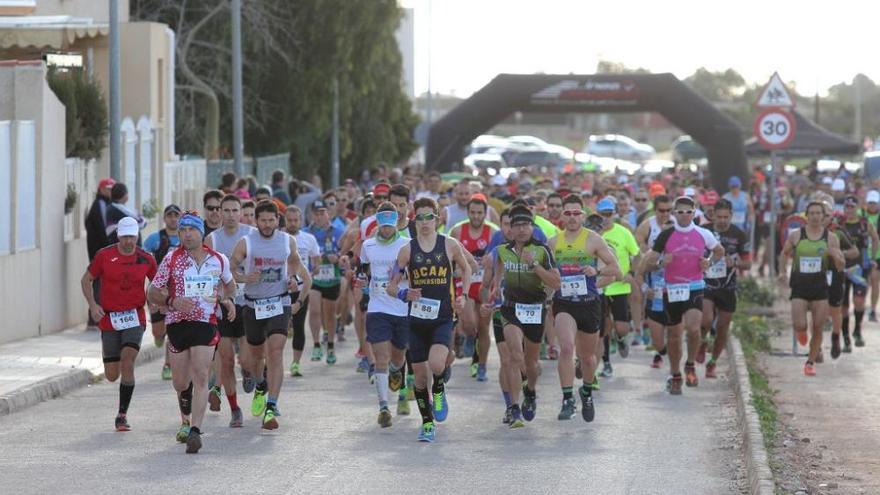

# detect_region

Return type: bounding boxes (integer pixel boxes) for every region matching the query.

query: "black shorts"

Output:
[408,318,454,363]
[101,326,145,363]
[705,288,737,313]
[150,311,165,324]
[313,284,341,301]
[645,294,668,326]
[166,321,219,353]
[243,305,292,346]
[554,299,602,334]
[492,311,504,343]
[829,271,844,308]
[790,285,829,302]
[663,289,704,327]
[603,294,631,323]
[843,274,869,306]
[218,304,245,338]
[499,304,546,344]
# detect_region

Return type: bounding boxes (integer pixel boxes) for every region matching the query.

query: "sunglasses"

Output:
[562,210,583,217]
[599,211,615,217]
[325,201,337,207]
[415,213,437,222]
[635,197,648,202]
[656,208,672,213]
[205,205,221,212]
[675,210,695,215]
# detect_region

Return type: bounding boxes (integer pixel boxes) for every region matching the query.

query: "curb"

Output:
[727,335,776,495]
[0,342,166,417]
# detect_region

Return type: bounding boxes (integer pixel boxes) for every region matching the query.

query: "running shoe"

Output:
[509,405,524,429]
[616,337,629,359]
[557,398,576,420]
[463,336,476,358]
[262,405,280,430]
[229,407,243,428]
[548,345,559,360]
[311,346,323,361]
[631,335,641,346]
[242,368,255,393]
[326,349,337,365]
[161,364,172,381]
[579,386,595,423]
[522,391,537,422]
[442,366,452,385]
[502,406,512,425]
[289,362,302,377]
[418,422,436,442]
[667,375,683,395]
[185,429,202,454]
[796,329,808,347]
[208,385,222,412]
[803,361,816,377]
[115,414,130,432]
[575,358,582,380]
[356,356,369,373]
[406,375,416,400]
[599,361,613,378]
[176,421,191,443]
[251,389,267,417]
[476,364,488,382]
[854,332,865,348]
[378,407,392,428]
[651,354,663,369]
[870,310,878,323]
[433,389,449,422]
[397,397,410,415]
[831,334,841,360]
[705,359,717,379]
[695,342,707,364]
[389,368,404,392]
[469,362,478,378]
[684,364,698,387]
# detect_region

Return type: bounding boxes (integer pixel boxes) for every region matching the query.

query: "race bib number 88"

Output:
[410,297,440,320]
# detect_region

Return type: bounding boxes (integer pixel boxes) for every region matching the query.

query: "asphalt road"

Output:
[0,333,745,495]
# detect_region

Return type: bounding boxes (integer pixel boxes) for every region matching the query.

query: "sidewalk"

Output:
[0,323,164,415]
[759,299,880,494]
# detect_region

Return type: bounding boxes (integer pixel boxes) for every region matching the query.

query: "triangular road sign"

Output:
[755,72,796,108]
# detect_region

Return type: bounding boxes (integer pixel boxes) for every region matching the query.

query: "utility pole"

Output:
[231,0,245,177]
[854,75,863,143]
[108,0,121,180]
[331,77,340,189]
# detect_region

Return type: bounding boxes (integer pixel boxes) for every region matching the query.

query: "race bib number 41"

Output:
[410,297,440,320]
[184,275,214,298]
[666,284,691,303]
[515,303,542,325]
[110,309,139,331]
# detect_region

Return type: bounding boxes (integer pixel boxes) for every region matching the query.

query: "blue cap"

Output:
[596,197,616,213]
[376,210,398,227]
[728,175,742,187]
[179,213,205,235]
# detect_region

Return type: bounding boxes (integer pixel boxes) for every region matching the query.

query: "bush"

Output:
[737,277,776,307]
[47,68,108,160]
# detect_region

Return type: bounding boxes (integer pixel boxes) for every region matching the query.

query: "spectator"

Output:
[219,172,237,194]
[234,178,251,199]
[105,182,147,244]
[85,177,115,261]
[271,169,292,205]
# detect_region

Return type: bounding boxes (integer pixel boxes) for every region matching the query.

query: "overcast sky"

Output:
[401,0,874,98]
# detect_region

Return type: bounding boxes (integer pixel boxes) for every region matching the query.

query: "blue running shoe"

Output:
[433,389,449,422]
[418,422,435,442]
[476,364,488,382]
[241,369,255,393]
[356,356,369,373]
[522,391,537,422]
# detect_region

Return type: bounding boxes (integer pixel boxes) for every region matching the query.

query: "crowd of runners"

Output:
[80,162,880,452]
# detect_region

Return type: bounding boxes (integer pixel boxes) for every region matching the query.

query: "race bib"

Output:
[732,211,746,225]
[370,278,389,298]
[705,259,727,279]
[235,283,245,298]
[560,275,589,297]
[799,256,822,274]
[515,303,542,325]
[184,275,214,298]
[410,297,440,320]
[254,296,283,320]
[667,284,690,303]
[469,267,484,287]
[110,309,139,331]
[316,264,336,281]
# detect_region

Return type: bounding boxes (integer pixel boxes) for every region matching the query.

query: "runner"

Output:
[779,201,844,376]
[143,204,181,381]
[863,190,880,322]
[357,203,410,427]
[699,199,751,378]
[241,200,256,227]
[641,196,724,394]
[722,176,754,232]
[387,197,471,442]
[81,217,157,431]
[204,194,255,427]
[283,205,321,377]
[305,200,346,365]
[824,203,857,358]
[635,195,673,369]
[487,205,561,426]
[202,190,223,237]
[449,194,497,382]
[147,212,236,453]
[549,195,620,422]
[840,195,879,348]
[231,200,310,429]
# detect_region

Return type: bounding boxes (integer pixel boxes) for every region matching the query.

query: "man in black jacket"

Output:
[85,178,116,261]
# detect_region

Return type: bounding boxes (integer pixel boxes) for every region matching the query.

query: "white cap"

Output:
[832,178,846,192]
[490,175,506,186]
[117,217,140,237]
[822,176,833,185]
[868,190,880,204]
[684,187,696,197]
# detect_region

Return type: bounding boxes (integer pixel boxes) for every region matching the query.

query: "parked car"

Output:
[671,135,706,164]
[583,134,654,161]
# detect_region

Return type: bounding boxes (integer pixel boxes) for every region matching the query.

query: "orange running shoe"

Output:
[803,361,816,376]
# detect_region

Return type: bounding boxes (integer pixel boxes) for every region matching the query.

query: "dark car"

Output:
[671,135,707,164]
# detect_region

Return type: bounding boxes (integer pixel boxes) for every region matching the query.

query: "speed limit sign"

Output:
[754,109,796,149]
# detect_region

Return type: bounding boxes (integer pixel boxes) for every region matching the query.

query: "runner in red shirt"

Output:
[81,217,157,432]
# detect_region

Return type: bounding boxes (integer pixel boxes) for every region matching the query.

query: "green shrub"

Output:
[47,68,108,160]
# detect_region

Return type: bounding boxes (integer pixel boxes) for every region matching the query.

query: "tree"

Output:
[47,68,108,160]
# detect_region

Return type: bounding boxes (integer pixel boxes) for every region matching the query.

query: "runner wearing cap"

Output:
[305,199,346,365]
[722,176,754,232]
[147,212,237,453]
[641,196,724,393]
[81,217,157,431]
[831,178,847,213]
[143,204,182,381]
[779,201,844,376]
[840,195,879,348]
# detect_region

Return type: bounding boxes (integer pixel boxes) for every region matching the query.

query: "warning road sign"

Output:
[755,72,796,108]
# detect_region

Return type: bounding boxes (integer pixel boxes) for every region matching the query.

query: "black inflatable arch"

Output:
[426,73,747,193]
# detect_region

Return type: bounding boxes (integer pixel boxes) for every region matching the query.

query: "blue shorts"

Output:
[366,312,409,350]
[407,318,454,363]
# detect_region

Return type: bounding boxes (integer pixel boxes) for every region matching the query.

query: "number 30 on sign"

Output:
[753,109,796,149]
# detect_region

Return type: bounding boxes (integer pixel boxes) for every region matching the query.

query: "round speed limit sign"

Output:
[754,109,796,149]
